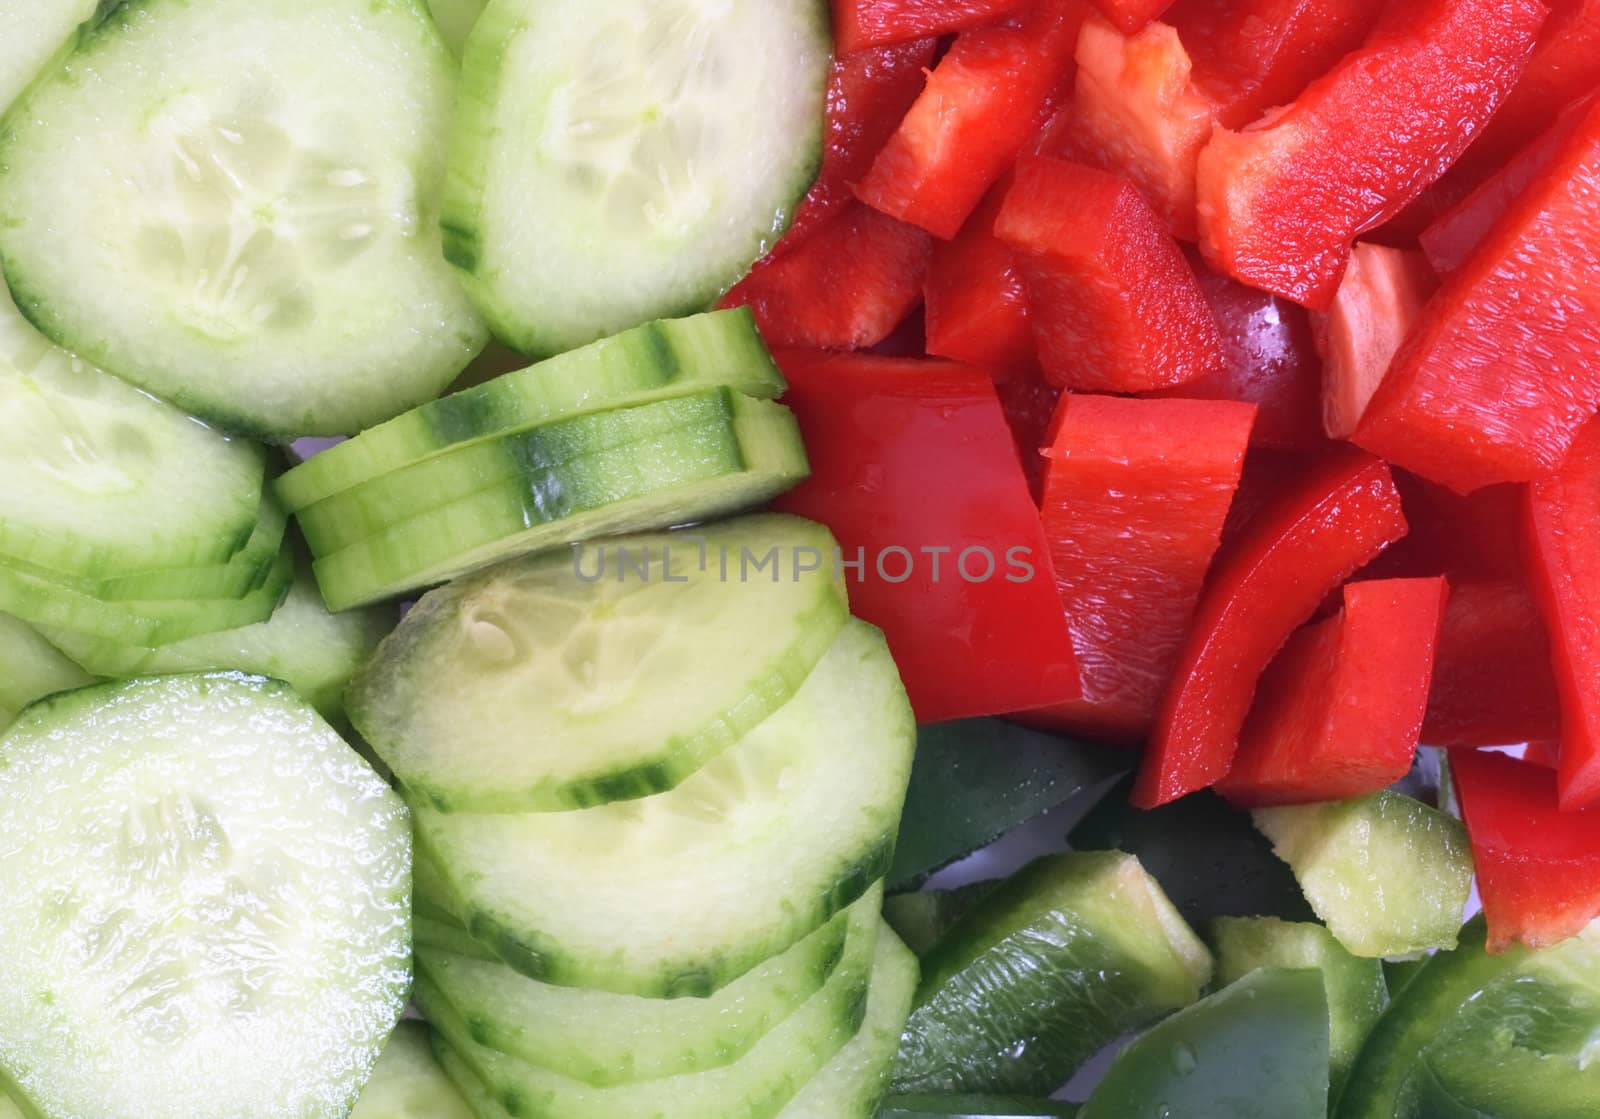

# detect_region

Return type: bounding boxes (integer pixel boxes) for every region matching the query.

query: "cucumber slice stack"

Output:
[275,308,811,611]
[0,287,389,722]
[347,515,922,1117]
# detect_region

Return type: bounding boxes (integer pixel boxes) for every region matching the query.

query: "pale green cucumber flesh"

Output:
[0,612,93,729]
[352,1022,474,1119]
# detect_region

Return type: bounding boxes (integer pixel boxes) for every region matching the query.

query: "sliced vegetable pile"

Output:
[2,0,1600,1114]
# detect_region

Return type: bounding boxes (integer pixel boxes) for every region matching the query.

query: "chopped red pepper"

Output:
[923,181,1037,377]
[1166,0,1388,129]
[1022,395,1255,742]
[775,37,937,259]
[995,157,1227,393]
[1315,244,1438,440]
[1521,739,1563,767]
[994,370,1063,501]
[1089,0,1178,34]
[770,350,1081,723]
[1525,418,1600,810]
[1154,252,1326,451]
[854,0,1089,238]
[1133,447,1408,807]
[831,0,1034,53]
[1195,0,1547,309]
[1453,749,1600,952]
[1362,472,1527,584]
[1217,577,1448,807]
[1058,15,1217,239]
[1354,95,1600,494]
[721,203,931,350]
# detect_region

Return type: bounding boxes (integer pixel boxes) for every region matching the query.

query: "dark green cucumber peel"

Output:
[1069,782,1315,925]
[880,1097,1078,1118]
[1079,968,1330,1119]
[888,719,1128,893]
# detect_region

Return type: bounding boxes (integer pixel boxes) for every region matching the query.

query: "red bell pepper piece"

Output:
[1362,472,1527,584]
[1315,244,1438,439]
[1354,95,1600,494]
[770,350,1081,723]
[854,0,1089,238]
[1022,395,1255,742]
[1525,417,1600,810]
[1521,739,1563,767]
[721,203,931,349]
[1419,97,1590,275]
[1089,0,1177,34]
[1453,749,1600,952]
[1133,447,1408,807]
[994,370,1062,501]
[923,181,1037,377]
[775,38,937,259]
[832,0,1035,53]
[995,157,1228,393]
[1423,578,1563,748]
[1166,0,1388,129]
[1057,16,1217,239]
[1195,0,1547,309]
[1217,577,1448,807]
[1154,252,1326,451]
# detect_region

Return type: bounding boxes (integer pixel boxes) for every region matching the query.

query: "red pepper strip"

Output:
[1453,749,1600,952]
[1195,0,1546,310]
[1456,0,1600,178]
[1354,95,1600,494]
[923,180,1038,378]
[1423,578,1562,748]
[721,203,931,350]
[770,350,1081,723]
[854,0,1089,238]
[1362,472,1528,583]
[774,38,937,260]
[1314,244,1438,440]
[1132,447,1408,807]
[1021,395,1255,743]
[1089,0,1178,34]
[1217,577,1448,807]
[1152,250,1326,452]
[994,371,1062,502]
[831,0,1034,53]
[1521,740,1563,767]
[995,157,1228,393]
[1420,96,1591,276]
[1525,418,1600,809]
[1166,0,1388,129]
[1058,16,1217,239]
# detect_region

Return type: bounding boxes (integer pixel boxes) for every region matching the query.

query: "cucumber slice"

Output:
[0,674,411,1119]
[1208,916,1388,1091]
[0,0,97,118]
[441,0,830,356]
[87,491,288,602]
[417,891,879,1119]
[275,309,782,511]
[0,1095,18,1119]
[42,561,390,720]
[882,883,1000,958]
[424,0,486,57]
[416,619,914,997]
[1079,969,1331,1119]
[0,612,92,729]
[353,1022,474,1119]
[893,852,1212,1097]
[1254,791,1474,957]
[0,0,487,438]
[879,1099,1078,1119]
[313,393,809,610]
[778,927,921,1119]
[349,513,848,812]
[415,901,852,1085]
[296,389,756,554]
[0,284,265,578]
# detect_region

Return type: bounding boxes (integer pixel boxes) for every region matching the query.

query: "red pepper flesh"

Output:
[995,157,1228,393]
[923,181,1038,377]
[1133,447,1408,807]
[1195,0,1546,309]
[1089,0,1178,34]
[831,0,1034,53]
[1217,577,1447,807]
[770,350,1081,723]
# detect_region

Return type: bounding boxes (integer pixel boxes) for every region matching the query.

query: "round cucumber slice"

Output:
[0,611,93,730]
[0,0,97,118]
[0,0,488,438]
[442,0,830,356]
[415,620,914,998]
[349,513,850,811]
[312,395,810,611]
[0,674,411,1119]
[351,1022,474,1119]
[416,889,880,1119]
[275,308,783,512]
